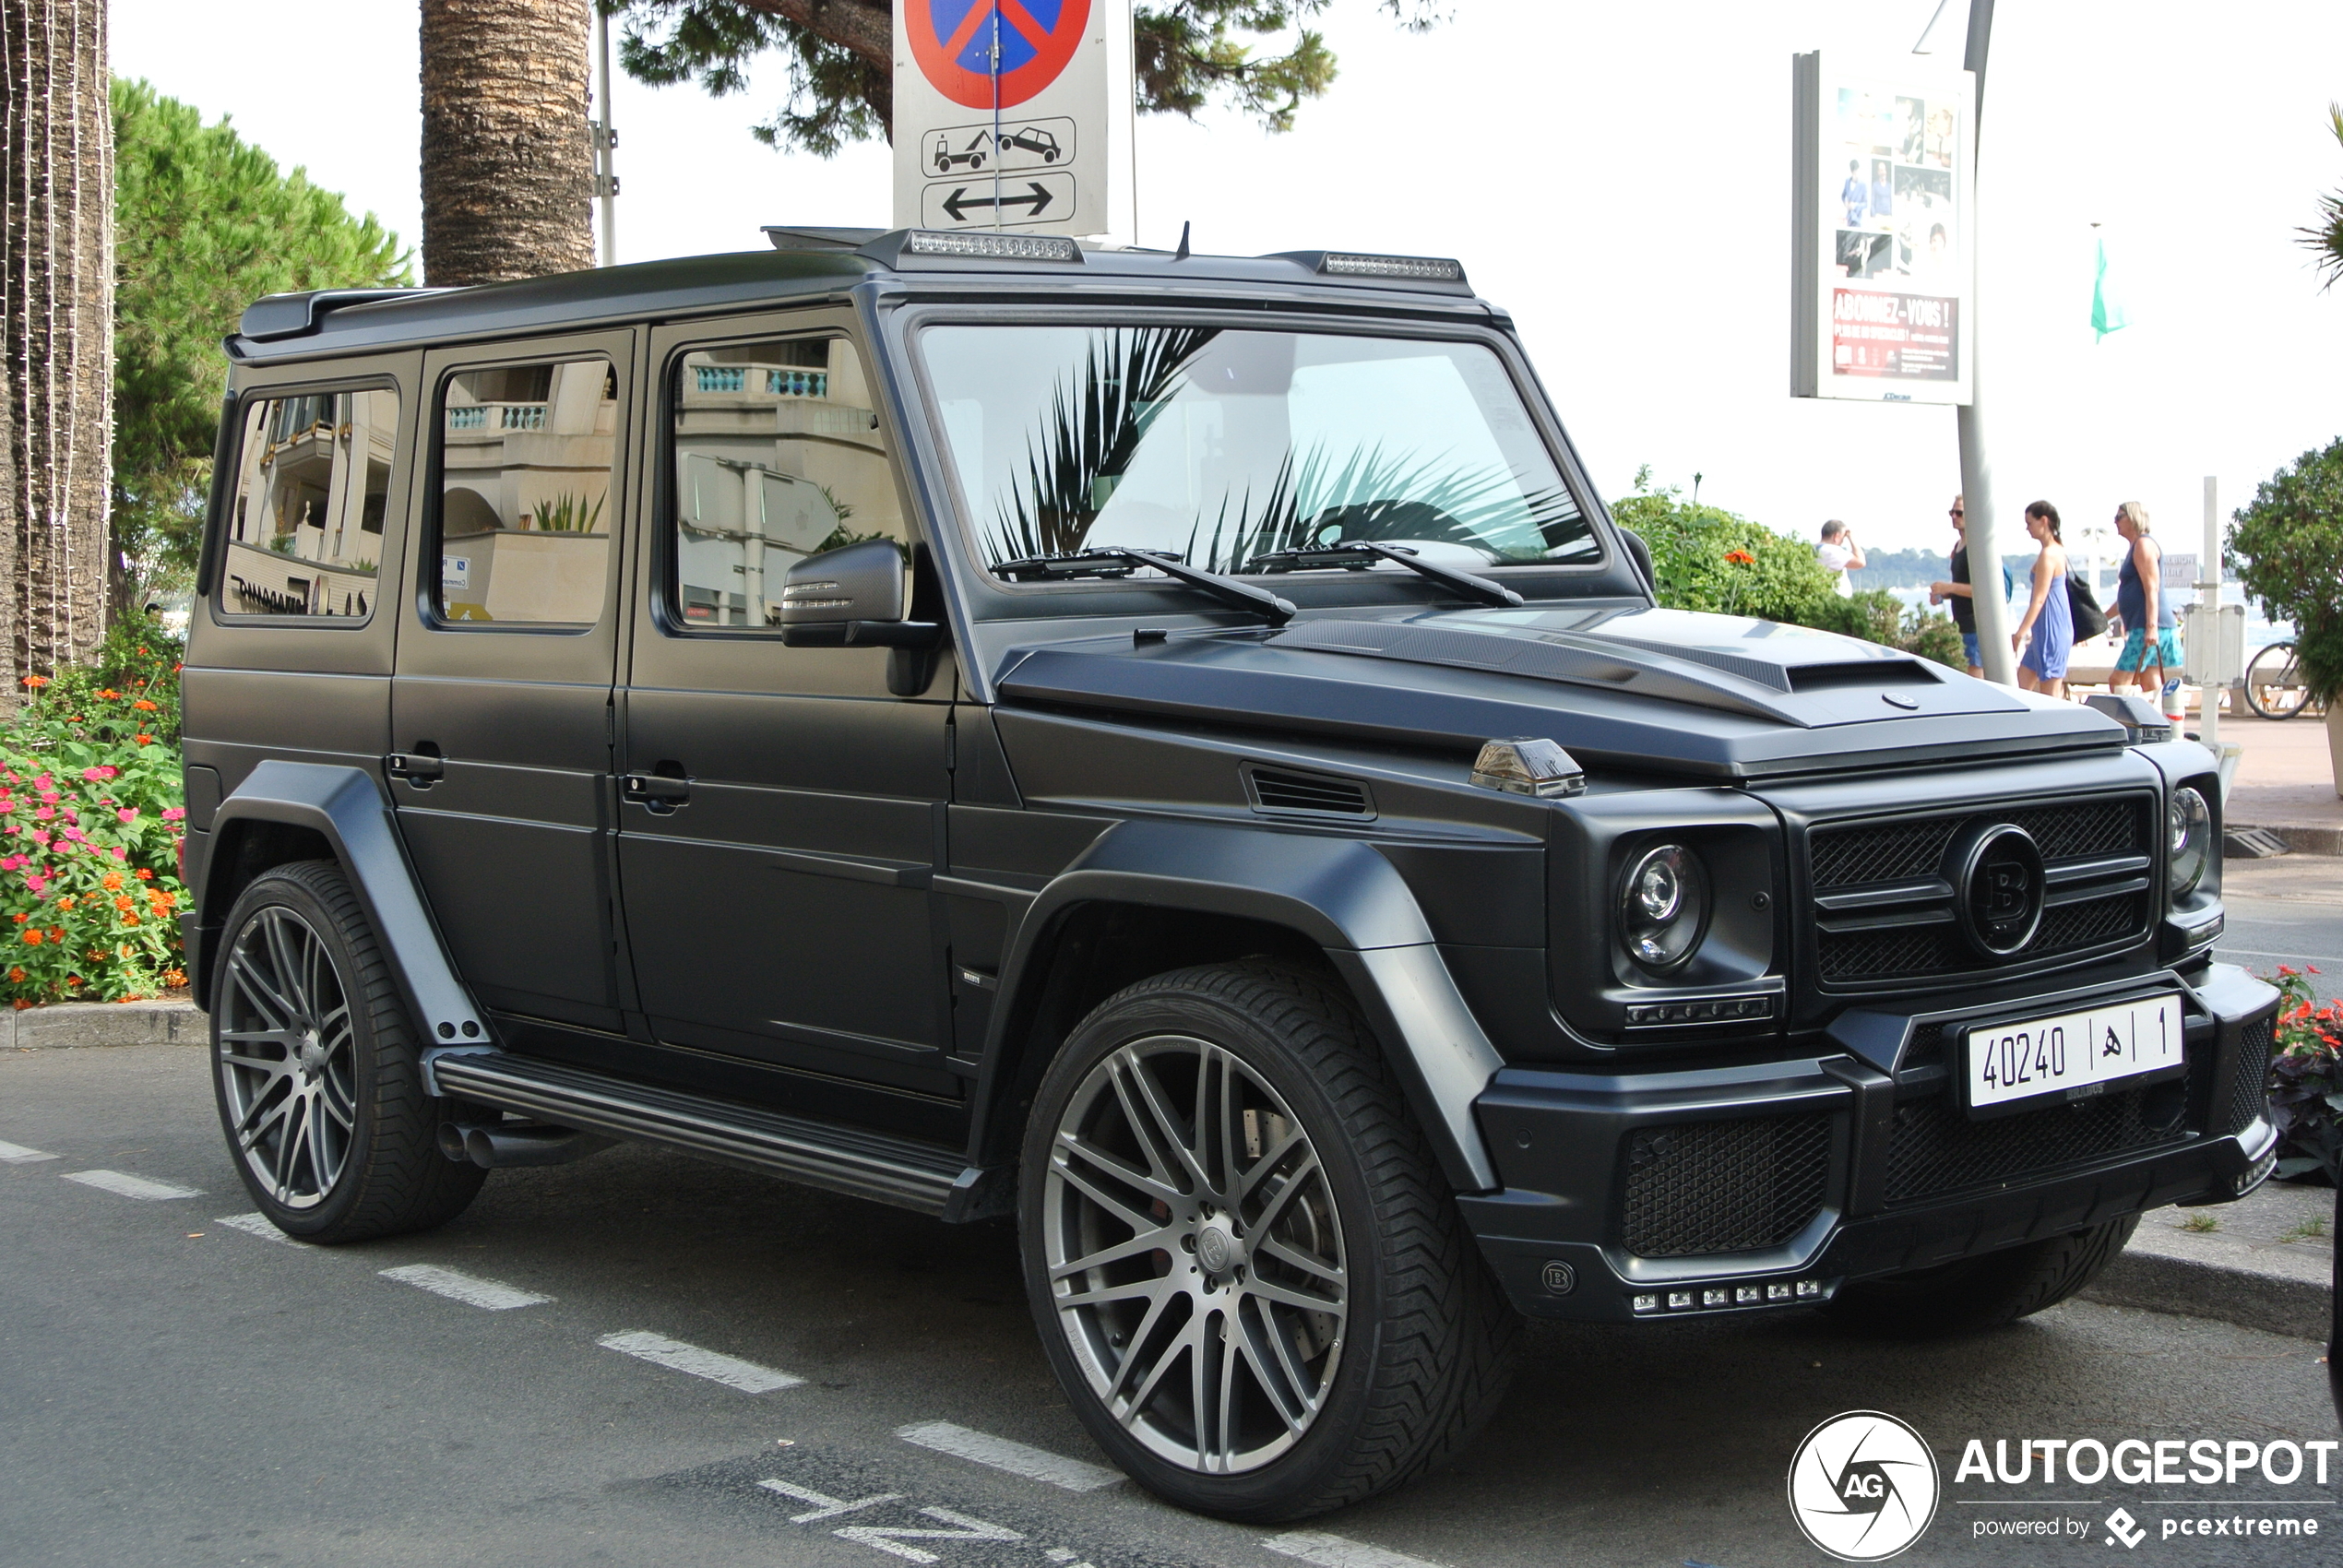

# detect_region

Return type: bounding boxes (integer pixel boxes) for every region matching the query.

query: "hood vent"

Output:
[1246,766,1374,819]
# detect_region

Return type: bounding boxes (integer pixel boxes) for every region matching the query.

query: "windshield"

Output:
[920,326,1595,577]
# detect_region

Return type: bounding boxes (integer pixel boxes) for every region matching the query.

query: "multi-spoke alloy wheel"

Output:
[1042,1033,1348,1476]
[208,861,485,1241]
[219,904,357,1210]
[1021,961,1517,1522]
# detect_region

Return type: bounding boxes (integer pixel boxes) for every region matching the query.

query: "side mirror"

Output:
[777,538,944,696]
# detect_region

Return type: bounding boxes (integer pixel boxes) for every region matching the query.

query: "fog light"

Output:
[1702,1288,1730,1307]
[1736,1286,1761,1304]
[1795,1279,1821,1299]
[1633,1293,1660,1314]
[1668,1290,1695,1310]
[1767,1283,1792,1301]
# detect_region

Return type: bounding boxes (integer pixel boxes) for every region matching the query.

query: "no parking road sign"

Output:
[905,0,1092,110]
[893,0,1133,241]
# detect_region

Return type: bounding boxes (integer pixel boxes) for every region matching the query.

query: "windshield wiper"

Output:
[993,548,1297,625]
[1246,541,1523,609]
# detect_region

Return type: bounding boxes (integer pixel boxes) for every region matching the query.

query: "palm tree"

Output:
[421,0,598,285]
[2307,103,2343,290]
[1,0,116,695]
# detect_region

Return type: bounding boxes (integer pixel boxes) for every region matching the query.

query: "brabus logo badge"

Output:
[1952,823,2045,957]
[1787,1410,1940,1561]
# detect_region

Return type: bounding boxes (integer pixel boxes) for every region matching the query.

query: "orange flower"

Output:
[55,896,75,910]
[11,999,30,1010]
[120,912,139,927]
[131,698,159,712]
[22,930,42,945]
[6,967,21,982]
[97,689,119,700]
[8,913,25,925]
[1724,549,1756,565]
[134,869,153,881]
[161,968,186,988]
[135,734,154,746]
[113,896,134,912]
[18,674,45,689]
[49,927,63,942]
[100,871,122,891]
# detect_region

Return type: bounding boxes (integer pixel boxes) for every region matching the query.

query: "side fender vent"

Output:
[1245,766,1374,820]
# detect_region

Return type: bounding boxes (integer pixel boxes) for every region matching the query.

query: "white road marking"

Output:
[1045,1551,1080,1563]
[758,1479,904,1524]
[835,1506,1023,1563]
[62,1169,200,1200]
[214,1212,298,1244]
[895,1420,1124,1492]
[598,1330,803,1393]
[378,1264,550,1310]
[0,1138,58,1163]
[1266,1534,1451,1568]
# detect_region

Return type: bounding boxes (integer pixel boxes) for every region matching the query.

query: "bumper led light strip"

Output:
[1632,1277,1830,1315]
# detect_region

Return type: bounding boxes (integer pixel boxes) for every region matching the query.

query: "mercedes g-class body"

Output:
[184,231,2274,1522]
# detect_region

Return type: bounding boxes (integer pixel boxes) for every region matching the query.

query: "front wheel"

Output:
[1019,961,1516,1521]
[210,861,486,1241]
[1818,1215,2139,1337]
[2243,641,2313,720]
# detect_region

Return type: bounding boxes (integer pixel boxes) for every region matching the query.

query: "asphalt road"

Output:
[4,1038,2338,1568]
[2217,855,2343,1007]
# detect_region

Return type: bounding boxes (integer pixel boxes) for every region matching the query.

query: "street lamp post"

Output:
[1951,0,2016,685]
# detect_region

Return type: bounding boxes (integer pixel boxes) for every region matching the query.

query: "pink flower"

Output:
[31,806,52,821]
[59,826,85,844]
[161,807,184,823]
[79,766,114,782]
[28,831,49,848]
[37,790,57,804]
[110,847,126,862]
[115,809,137,825]
[25,874,46,895]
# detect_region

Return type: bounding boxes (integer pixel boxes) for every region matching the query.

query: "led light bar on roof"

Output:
[1321,252,1466,282]
[904,230,1082,263]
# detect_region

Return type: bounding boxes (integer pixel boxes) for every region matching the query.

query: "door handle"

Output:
[386,752,445,786]
[621,771,692,813]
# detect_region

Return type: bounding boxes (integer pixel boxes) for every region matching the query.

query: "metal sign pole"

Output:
[1955,0,2016,686]
[595,6,619,267]
[2199,475,2221,752]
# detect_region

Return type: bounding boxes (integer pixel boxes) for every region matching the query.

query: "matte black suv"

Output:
[184,230,2275,1522]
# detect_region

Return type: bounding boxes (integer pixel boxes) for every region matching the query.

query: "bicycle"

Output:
[2242,639,2323,720]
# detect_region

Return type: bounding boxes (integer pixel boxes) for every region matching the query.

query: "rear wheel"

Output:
[2243,641,2313,720]
[1819,1215,2139,1336]
[210,861,485,1241]
[1019,960,1516,1521]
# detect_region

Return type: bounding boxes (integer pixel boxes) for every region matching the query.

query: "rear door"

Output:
[615,311,958,1099]
[390,331,636,1031]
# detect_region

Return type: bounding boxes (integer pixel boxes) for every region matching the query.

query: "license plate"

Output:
[1962,993,2185,1115]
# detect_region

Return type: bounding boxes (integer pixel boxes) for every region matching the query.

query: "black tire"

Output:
[208,861,486,1241]
[1818,1214,2140,1337]
[2243,641,2311,721]
[1018,960,1518,1522]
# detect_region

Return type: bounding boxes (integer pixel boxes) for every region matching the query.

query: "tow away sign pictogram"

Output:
[892,0,1133,241]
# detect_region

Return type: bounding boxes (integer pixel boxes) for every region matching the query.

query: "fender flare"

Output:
[203,762,490,1066]
[973,817,1505,1193]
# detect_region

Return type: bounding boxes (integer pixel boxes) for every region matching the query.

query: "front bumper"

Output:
[1460,962,2281,1323]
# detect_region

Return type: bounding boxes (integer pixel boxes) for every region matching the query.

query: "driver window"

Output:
[668,337,906,631]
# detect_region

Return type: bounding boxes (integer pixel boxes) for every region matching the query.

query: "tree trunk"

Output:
[1,0,115,701]
[421,0,597,285]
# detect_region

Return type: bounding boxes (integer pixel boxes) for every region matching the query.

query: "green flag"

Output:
[2092,234,2130,340]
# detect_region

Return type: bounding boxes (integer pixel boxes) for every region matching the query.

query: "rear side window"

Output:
[433,357,617,626]
[220,388,399,619]
[667,337,906,631]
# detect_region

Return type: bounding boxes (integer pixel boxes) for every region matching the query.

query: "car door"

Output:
[615,313,958,1099]
[390,332,636,1032]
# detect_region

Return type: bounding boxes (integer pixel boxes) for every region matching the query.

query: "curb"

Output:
[2227,822,2343,857]
[2,999,203,1050]
[2082,1224,2332,1342]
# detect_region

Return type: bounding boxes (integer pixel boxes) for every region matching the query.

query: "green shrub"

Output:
[2228,437,2343,703]
[2265,965,2341,1182]
[0,626,188,1004]
[1612,475,1964,668]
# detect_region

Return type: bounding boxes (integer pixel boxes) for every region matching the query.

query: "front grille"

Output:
[1884,1087,2184,1205]
[1622,1114,1832,1257]
[2227,1016,2278,1134]
[1808,795,2154,989]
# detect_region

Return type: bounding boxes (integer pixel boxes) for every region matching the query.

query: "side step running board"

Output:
[431,1050,1008,1220]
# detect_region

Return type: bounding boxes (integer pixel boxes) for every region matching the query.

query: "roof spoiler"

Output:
[237,288,446,344]
[763,225,888,253]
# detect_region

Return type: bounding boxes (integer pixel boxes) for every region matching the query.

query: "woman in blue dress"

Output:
[2012,500,2073,698]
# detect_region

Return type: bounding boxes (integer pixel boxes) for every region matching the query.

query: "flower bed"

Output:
[2266,965,2343,1183]
[0,628,187,1006]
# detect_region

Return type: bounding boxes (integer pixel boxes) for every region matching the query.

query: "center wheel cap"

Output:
[1195,1225,1235,1275]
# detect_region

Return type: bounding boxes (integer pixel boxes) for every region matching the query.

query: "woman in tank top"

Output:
[2013,500,2073,698]
[2109,501,2180,697]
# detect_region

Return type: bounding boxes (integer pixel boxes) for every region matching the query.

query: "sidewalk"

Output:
[2221,713,2343,854]
[2086,1181,2335,1342]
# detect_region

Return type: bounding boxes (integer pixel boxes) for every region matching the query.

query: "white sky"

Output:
[112,1,2343,563]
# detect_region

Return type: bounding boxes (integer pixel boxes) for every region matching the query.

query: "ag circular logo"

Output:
[1951,822,2044,957]
[1787,1411,1940,1562]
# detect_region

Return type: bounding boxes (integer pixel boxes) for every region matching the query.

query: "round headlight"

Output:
[2167,785,2213,899]
[1621,843,1711,970]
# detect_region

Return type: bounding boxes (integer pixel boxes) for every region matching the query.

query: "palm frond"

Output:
[2304,103,2343,291]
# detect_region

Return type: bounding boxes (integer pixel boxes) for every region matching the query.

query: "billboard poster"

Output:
[1791,53,1975,404]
